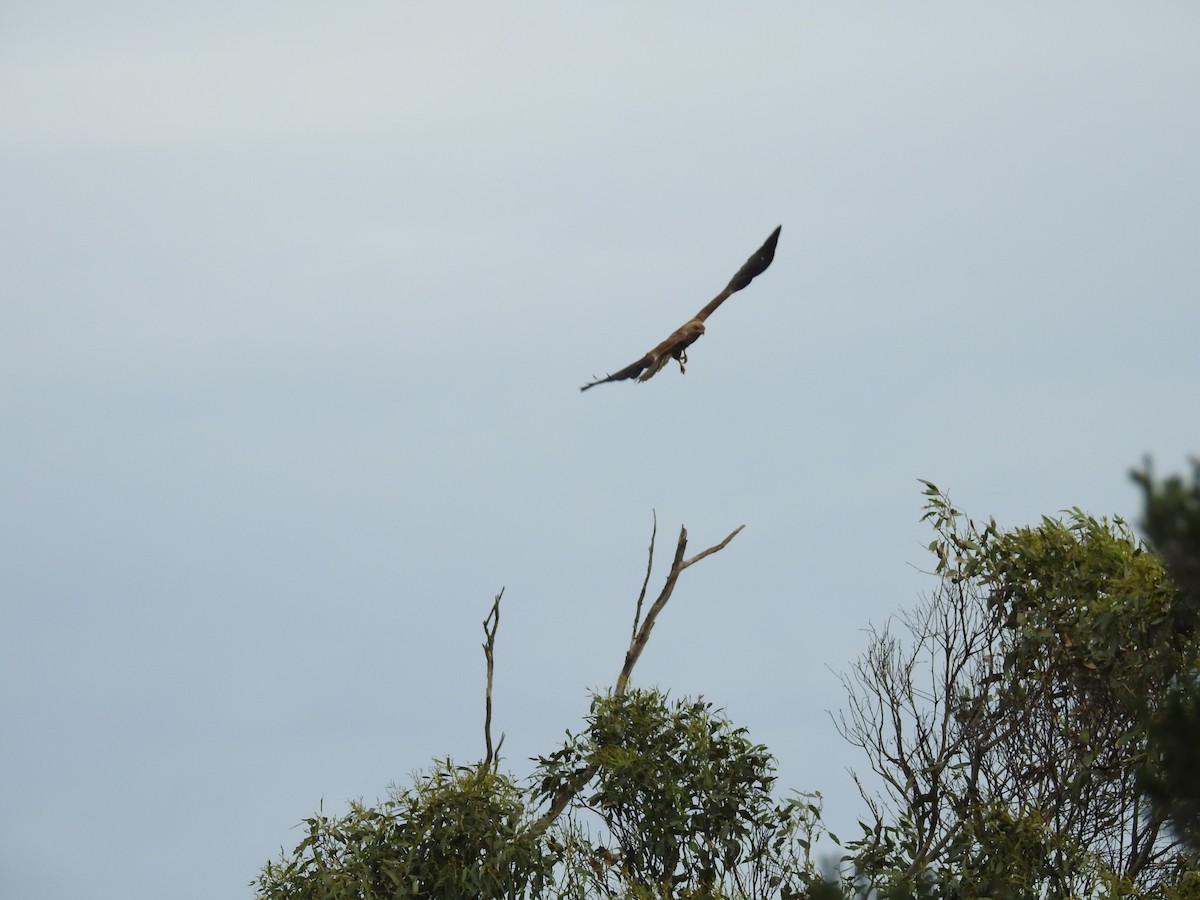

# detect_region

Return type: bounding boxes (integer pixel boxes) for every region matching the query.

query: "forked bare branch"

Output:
[615,523,744,695]
[527,519,744,838]
[481,588,504,771]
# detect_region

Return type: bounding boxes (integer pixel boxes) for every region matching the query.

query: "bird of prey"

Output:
[580,225,782,392]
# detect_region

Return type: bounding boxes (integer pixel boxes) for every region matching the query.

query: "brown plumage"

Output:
[580,225,782,392]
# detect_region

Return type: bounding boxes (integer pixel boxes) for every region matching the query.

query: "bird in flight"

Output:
[580,225,782,392]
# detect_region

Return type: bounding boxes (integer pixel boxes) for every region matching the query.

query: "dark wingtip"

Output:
[724,224,783,293]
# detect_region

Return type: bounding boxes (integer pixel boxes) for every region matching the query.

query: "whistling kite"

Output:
[580,225,782,392]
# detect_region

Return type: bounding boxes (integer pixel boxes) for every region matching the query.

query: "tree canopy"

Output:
[1133,460,1200,858]
[256,466,1200,899]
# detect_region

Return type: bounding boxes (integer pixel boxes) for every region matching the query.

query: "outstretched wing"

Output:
[579,352,654,391]
[580,320,706,392]
[580,225,781,392]
[692,224,782,323]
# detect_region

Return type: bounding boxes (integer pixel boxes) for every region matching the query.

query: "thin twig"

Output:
[682,524,745,570]
[630,510,658,643]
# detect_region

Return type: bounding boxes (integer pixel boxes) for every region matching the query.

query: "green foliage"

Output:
[535,689,827,899]
[987,509,1189,708]
[922,477,1191,725]
[845,483,1200,896]
[1143,680,1200,851]
[921,478,1188,703]
[254,760,555,900]
[847,802,1099,900]
[1132,459,1200,605]
[1132,459,1200,854]
[256,692,831,900]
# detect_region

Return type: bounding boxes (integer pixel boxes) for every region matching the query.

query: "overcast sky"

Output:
[2,4,1198,899]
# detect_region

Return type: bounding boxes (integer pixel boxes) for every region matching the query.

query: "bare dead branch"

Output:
[615,525,689,696]
[616,523,744,695]
[481,588,503,771]
[630,511,658,644]
[525,519,744,840]
[681,524,745,570]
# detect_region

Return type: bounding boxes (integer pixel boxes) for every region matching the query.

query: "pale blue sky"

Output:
[2,4,1198,899]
